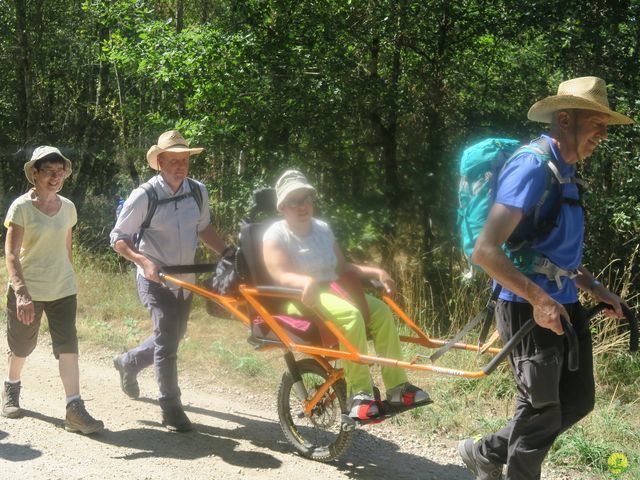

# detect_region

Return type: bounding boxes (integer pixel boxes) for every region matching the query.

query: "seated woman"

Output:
[262,170,430,421]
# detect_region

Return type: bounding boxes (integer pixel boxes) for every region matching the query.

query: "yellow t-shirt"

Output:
[4,192,77,301]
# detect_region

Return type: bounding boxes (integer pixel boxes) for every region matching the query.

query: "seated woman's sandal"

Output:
[348,392,382,420]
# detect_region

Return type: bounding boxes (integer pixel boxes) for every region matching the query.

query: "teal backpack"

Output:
[456,137,573,273]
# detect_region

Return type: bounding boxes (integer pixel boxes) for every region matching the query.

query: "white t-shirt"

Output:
[4,192,77,301]
[263,218,338,282]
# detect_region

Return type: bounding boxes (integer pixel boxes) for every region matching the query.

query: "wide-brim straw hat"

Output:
[24,146,73,185]
[146,130,204,170]
[528,76,633,125]
[275,170,317,210]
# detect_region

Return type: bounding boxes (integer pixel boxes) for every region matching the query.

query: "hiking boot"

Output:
[65,399,104,434]
[113,355,139,399]
[386,382,431,407]
[458,438,504,480]
[161,406,193,432]
[348,392,380,421]
[2,381,22,418]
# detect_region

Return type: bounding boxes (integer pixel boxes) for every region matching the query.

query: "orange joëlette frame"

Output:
[161,274,501,381]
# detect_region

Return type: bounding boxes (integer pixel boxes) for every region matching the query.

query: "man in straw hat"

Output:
[110,130,231,432]
[458,77,633,479]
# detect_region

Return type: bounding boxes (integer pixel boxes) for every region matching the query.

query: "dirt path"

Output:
[0,331,589,480]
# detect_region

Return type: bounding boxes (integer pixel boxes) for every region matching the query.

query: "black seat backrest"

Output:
[237,221,276,286]
[235,187,278,286]
[248,187,278,222]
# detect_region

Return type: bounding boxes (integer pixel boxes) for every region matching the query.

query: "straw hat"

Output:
[527,76,633,125]
[24,146,73,185]
[275,170,316,210]
[146,130,204,170]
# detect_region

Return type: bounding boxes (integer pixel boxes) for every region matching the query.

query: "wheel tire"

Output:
[277,358,353,462]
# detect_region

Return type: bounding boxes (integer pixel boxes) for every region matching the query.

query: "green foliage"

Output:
[2,0,640,344]
[0,2,638,325]
[210,340,267,377]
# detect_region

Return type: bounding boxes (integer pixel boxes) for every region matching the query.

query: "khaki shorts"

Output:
[6,288,78,359]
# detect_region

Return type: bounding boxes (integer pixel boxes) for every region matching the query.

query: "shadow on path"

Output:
[136,398,471,479]
[0,427,43,462]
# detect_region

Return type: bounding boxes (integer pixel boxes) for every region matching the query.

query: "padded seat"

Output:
[251,314,337,347]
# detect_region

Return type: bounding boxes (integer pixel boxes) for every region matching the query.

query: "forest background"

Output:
[2,0,640,295]
[1,1,640,476]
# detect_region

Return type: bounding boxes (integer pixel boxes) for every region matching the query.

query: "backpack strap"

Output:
[530,256,578,289]
[133,182,158,249]
[187,178,203,212]
[133,178,205,249]
[507,137,585,253]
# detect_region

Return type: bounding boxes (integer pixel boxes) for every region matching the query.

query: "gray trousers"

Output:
[478,301,595,480]
[120,276,192,408]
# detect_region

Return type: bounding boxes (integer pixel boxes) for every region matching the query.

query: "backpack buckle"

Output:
[532,257,577,289]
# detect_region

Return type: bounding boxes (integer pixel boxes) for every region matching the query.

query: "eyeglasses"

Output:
[36,168,66,178]
[284,194,314,208]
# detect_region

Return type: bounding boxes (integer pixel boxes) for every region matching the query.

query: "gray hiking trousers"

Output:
[478,300,595,480]
[120,276,192,408]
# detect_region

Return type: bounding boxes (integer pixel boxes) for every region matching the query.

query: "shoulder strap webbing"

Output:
[477,284,502,348]
[134,182,158,249]
[507,137,586,252]
[187,178,203,212]
[429,285,502,363]
[133,179,204,249]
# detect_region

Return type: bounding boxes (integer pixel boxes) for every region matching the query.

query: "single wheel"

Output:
[277,358,353,462]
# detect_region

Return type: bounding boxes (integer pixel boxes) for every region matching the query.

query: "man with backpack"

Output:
[458,77,633,479]
[110,130,230,432]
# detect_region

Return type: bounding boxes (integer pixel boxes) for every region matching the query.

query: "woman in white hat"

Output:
[263,170,430,422]
[2,147,103,434]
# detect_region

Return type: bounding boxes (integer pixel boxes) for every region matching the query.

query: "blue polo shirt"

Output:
[495,135,583,304]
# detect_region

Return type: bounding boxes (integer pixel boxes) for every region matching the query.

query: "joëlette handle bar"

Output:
[483,315,579,376]
[584,302,638,353]
[483,302,639,376]
[160,264,217,274]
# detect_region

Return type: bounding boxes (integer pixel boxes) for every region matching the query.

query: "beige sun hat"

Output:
[275,170,317,210]
[146,130,204,170]
[528,76,633,125]
[24,146,73,185]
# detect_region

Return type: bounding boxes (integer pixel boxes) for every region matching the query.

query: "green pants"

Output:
[289,292,408,396]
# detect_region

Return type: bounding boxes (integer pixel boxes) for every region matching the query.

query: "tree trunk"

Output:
[176,0,186,117]
[367,1,405,268]
[14,0,30,141]
[176,0,184,32]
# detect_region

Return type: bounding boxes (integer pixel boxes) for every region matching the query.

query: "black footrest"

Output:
[340,398,433,427]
